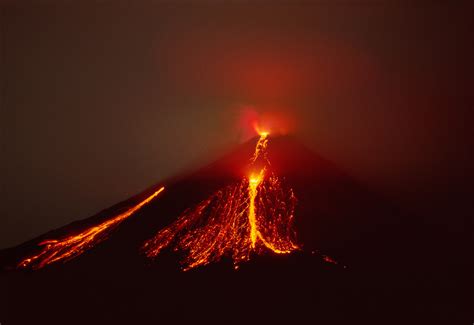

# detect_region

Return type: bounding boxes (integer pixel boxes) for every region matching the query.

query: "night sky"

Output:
[0,1,470,249]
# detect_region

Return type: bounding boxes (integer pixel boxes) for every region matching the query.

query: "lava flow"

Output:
[17,187,165,270]
[142,131,299,270]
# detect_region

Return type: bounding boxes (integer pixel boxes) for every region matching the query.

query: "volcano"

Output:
[0,135,464,323]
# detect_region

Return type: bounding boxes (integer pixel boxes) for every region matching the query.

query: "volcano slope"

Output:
[0,136,468,323]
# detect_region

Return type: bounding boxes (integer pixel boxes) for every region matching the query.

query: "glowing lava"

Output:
[248,169,264,248]
[250,128,269,164]
[17,187,165,270]
[143,133,299,270]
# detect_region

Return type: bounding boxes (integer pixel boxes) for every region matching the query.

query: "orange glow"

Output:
[253,122,269,138]
[18,187,165,269]
[238,106,295,140]
[248,169,264,248]
[250,131,269,164]
[143,133,298,270]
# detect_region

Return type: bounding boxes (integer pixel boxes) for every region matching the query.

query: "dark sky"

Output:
[0,1,470,249]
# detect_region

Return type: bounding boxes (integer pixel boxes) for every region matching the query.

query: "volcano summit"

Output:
[1,134,457,323]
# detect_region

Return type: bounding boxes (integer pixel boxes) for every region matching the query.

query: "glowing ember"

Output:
[143,133,299,270]
[17,187,165,270]
[323,255,338,265]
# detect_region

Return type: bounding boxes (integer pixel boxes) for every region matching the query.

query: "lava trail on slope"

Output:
[142,132,299,270]
[16,187,165,270]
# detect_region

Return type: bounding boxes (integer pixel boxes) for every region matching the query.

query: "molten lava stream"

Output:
[17,187,165,270]
[143,131,299,270]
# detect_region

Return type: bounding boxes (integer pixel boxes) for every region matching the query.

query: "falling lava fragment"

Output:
[17,187,165,270]
[142,132,299,270]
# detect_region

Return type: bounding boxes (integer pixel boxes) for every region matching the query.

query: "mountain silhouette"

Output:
[0,136,465,323]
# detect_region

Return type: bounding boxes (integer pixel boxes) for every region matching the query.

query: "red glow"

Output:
[238,105,295,140]
[158,31,377,103]
[323,255,338,265]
